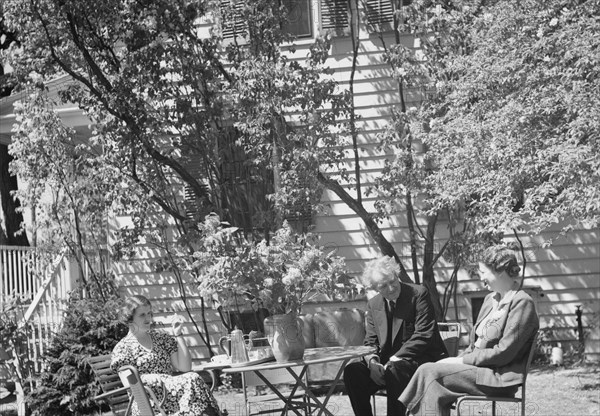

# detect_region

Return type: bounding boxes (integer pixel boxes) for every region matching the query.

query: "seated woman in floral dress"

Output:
[399,245,539,416]
[111,295,221,416]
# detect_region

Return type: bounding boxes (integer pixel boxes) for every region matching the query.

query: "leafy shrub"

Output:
[26,294,127,416]
[1,296,36,403]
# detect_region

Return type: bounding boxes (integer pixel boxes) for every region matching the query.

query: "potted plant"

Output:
[192,214,354,361]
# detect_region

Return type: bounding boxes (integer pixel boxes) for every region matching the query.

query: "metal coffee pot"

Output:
[219,328,250,364]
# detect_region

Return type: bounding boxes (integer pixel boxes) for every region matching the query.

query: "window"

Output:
[282,0,313,38]
[220,0,352,41]
[219,0,411,41]
[180,129,275,235]
[219,133,275,235]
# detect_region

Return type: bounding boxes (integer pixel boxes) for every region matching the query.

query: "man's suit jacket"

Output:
[460,290,539,387]
[364,282,448,365]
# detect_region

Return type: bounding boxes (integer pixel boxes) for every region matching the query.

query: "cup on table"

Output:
[211,354,230,364]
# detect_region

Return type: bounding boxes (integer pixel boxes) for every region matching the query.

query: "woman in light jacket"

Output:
[399,245,539,416]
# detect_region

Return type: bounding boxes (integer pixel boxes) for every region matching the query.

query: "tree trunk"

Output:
[0,144,29,246]
[421,213,443,320]
[317,171,412,283]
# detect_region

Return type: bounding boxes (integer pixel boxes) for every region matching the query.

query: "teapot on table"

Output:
[218,329,273,363]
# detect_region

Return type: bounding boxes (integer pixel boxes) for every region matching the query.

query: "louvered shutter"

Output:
[220,0,246,40]
[182,153,208,221]
[320,0,349,34]
[364,0,395,27]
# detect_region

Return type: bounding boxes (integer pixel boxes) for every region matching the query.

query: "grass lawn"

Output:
[212,363,599,416]
[2,363,597,415]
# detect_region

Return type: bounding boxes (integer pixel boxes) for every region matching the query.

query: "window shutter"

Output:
[320,0,349,33]
[181,153,209,221]
[364,0,395,27]
[220,0,246,40]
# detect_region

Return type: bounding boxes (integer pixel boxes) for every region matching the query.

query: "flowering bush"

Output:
[193,214,354,315]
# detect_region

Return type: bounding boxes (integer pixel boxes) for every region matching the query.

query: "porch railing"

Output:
[1,245,108,416]
[1,246,109,368]
[21,248,73,373]
[0,245,44,305]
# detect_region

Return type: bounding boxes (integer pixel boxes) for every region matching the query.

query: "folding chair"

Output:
[372,321,461,415]
[455,331,539,416]
[87,354,132,416]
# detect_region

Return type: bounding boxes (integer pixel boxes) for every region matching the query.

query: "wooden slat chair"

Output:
[118,365,168,416]
[87,354,132,416]
[88,355,168,416]
[372,322,461,415]
[90,354,217,416]
[454,331,539,416]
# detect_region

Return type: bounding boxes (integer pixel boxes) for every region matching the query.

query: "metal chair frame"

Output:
[372,321,462,416]
[455,331,539,416]
[438,321,461,357]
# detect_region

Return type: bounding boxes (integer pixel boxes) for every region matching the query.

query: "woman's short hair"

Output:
[361,256,400,288]
[480,245,521,278]
[120,295,152,324]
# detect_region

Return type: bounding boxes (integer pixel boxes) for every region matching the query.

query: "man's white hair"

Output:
[361,256,400,288]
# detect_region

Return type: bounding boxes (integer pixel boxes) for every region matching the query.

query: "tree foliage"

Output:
[381,0,600,237]
[424,0,600,234]
[0,16,28,246]
[2,0,598,328]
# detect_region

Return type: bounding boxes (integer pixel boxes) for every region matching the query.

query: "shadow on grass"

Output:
[579,382,600,391]
[529,361,599,376]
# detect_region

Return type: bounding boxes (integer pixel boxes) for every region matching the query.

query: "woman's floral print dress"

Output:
[111,330,221,416]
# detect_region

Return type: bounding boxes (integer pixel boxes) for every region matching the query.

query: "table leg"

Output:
[283,365,343,416]
[314,357,351,416]
[251,369,307,416]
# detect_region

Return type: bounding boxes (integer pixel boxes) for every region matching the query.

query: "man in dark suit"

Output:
[344,256,448,415]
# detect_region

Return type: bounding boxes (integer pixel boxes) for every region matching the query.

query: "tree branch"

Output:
[317,171,411,282]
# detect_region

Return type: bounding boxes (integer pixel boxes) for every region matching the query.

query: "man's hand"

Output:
[384,355,403,370]
[368,360,386,386]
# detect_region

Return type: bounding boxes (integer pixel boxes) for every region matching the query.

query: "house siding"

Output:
[110,11,599,363]
[2,3,597,363]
